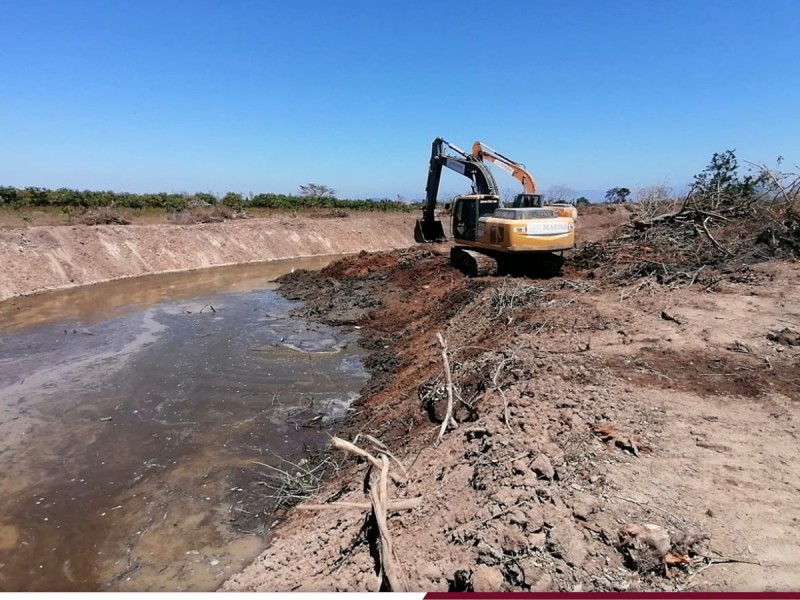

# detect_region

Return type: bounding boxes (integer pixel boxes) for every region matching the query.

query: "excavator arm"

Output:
[415,137,499,243]
[472,141,577,219]
[472,141,537,194]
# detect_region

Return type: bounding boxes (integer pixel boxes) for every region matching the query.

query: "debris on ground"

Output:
[223,176,800,592]
[767,328,800,347]
[572,156,799,289]
[81,206,132,225]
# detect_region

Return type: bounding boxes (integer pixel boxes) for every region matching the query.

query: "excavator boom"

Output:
[472,141,537,194]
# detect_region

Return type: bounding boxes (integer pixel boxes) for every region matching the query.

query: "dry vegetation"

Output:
[79,206,132,226]
[575,157,799,289]
[165,204,249,224]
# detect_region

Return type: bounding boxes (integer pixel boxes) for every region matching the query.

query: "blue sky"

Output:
[1,0,798,200]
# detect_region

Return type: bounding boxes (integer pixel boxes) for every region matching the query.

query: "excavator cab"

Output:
[510,193,577,219]
[452,195,500,242]
[510,193,545,208]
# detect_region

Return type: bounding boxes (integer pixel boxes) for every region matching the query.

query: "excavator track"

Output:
[450,247,498,277]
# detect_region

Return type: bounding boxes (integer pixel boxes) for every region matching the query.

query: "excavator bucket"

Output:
[414,218,446,243]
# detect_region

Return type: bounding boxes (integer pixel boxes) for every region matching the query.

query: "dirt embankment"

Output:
[0,215,416,301]
[222,244,799,592]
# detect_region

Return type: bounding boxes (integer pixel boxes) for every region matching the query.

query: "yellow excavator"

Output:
[471,140,578,221]
[414,137,575,276]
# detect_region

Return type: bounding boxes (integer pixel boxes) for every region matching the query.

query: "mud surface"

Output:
[0,257,370,591]
[0,255,340,334]
[224,245,799,592]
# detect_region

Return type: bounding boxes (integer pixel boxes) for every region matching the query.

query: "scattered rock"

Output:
[767,328,800,347]
[500,527,529,555]
[524,506,545,532]
[528,532,547,549]
[517,559,553,591]
[548,522,588,567]
[570,493,598,521]
[507,508,527,528]
[512,458,532,476]
[472,565,505,591]
[531,455,555,480]
[416,562,444,586]
[530,572,554,592]
[491,487,526,507]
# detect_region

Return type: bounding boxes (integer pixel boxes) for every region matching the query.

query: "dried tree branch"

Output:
[297,497,422,511]
[436,332,458,444]
[330,437,405,484]
[369,455,406,591]
[491,357,512,432]
[699,217,733,256]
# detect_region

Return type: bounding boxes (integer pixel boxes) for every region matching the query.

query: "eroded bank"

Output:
[0,215,416,301]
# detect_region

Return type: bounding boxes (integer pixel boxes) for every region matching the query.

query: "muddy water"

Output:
[0,255,369,591]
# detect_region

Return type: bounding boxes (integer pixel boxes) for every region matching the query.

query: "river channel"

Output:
[0,255,369,591]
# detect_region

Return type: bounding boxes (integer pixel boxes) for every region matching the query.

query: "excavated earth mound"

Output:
[222,247,800,592]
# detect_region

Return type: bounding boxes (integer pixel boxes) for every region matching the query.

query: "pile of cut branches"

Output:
[166,204,248,224]
[573,152,799,286]
[80,205,132,225]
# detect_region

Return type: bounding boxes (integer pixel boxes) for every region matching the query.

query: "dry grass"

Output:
[254,453,339,510]
[491,280,553,316]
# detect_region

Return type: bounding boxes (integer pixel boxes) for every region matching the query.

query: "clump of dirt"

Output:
[767,327,800,347]
[278,265,387,326]
[308,210,350,219]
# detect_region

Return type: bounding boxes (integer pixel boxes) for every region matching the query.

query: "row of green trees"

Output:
[245,193,411,212]
[0,186,414,212]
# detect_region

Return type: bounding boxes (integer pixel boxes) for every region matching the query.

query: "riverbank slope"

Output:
[0,215,416,301]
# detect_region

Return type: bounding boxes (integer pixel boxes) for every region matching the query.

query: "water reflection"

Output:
[0,257,367,591]
[0,254,339,333]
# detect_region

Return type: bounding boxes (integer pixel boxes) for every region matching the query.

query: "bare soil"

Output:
[0,214,416,301]
[222,226,799,591]
[3,202,797,592]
